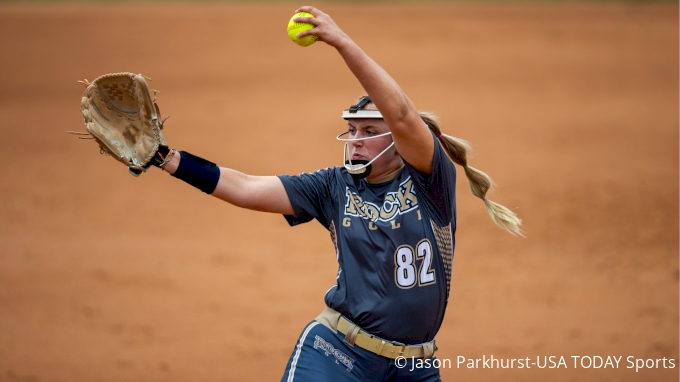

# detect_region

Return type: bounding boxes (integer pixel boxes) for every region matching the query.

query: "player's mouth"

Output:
[352,153,365,160]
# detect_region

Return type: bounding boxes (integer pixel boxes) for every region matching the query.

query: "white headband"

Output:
[341,109,383,119]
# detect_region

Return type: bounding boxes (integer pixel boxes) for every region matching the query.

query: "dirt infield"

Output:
[0,3,677,381]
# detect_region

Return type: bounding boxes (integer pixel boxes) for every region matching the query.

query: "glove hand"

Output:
[70,72,170,176]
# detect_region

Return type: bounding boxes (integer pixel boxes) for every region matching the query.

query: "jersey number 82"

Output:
[394,239,436,289]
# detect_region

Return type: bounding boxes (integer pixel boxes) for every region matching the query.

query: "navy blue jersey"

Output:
[278,133,456,344]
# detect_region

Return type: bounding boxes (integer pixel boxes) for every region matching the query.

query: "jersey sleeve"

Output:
[277,167,336,229]
[404,131,457,227]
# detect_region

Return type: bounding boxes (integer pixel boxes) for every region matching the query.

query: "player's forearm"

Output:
[335,39,434,173]
[295,6,422,135]
[163,151,293,214]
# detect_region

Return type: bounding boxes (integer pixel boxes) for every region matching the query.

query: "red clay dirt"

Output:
[0,3,677,382]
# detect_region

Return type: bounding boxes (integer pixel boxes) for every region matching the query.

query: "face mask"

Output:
[337,131,394,179]
[339,96,392,180]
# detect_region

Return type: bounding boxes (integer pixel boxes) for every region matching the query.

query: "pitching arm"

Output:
[293,6,435,175]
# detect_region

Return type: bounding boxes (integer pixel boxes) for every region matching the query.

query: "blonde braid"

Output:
[419,112,523,236]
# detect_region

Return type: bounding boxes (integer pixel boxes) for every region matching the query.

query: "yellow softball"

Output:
[287,12,318,47]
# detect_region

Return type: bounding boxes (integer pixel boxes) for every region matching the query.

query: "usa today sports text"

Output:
[394,355,676,372]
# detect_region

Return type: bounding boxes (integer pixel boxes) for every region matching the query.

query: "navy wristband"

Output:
[171,151,221,194]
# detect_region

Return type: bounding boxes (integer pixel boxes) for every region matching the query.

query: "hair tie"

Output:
[463,164,468,168]
[437,133,443,139]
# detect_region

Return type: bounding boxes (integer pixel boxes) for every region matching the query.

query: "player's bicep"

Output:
[211,168,294,215]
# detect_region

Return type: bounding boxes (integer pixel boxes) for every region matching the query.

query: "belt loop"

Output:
[423,341,435,359]
[343,322,360,346]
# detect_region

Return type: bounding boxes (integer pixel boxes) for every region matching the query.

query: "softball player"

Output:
[161,6,520,381]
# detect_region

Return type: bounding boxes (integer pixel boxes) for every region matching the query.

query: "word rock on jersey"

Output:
[278,134,457,344]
